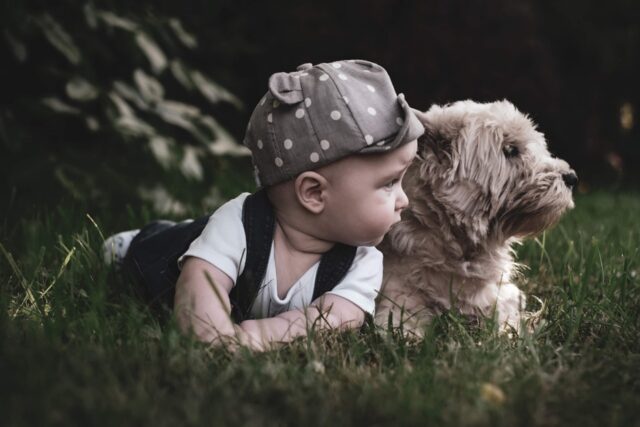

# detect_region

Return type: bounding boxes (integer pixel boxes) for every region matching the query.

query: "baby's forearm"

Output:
[239,309,320,345]
[238,296,365,349]
[174,258,237,346]
[174,288,236,345]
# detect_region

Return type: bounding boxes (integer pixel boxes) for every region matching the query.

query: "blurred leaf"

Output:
[179,145,204,181]
[154,100,208,143]
[135,31,167,74]
[133,69,164,104]
[41,98,81,115]
[66,77,99,102]
[108,92,136,118]
[85,116,100,132]
[170,59,194,90]
[36,14,81,65]
[113,81,149,110]
[191,71,243,110]
[138,184,187,215]
[96,10,138,32]
[201,115,250,156]
[83,2,98,29]
[115,115,155,138]
[148,136,174,169]
[3,30,27,62]
[168,18,197,49]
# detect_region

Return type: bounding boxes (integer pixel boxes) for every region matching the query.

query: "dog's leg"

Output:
[375,276,436,338]
[492,282,526,333]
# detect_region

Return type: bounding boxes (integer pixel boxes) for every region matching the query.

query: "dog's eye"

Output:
[503,145,519,158]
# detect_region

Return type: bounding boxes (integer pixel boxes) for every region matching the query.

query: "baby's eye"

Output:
[384,179,399,190]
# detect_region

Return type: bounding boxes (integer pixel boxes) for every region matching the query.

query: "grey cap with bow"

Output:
[243,59,425,187]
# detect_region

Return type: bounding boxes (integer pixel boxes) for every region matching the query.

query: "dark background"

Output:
[1,0,639,222]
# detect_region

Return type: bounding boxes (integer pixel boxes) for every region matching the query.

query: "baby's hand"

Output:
[233,323,268,352]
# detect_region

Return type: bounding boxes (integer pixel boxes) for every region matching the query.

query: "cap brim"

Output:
[359,93,425,154]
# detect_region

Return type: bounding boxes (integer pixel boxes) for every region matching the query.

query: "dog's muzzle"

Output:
[562,172,578,189]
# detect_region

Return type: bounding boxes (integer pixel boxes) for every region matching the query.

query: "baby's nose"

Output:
[396,188,409,210]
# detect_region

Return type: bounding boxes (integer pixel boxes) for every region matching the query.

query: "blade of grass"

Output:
[0,241,43,318]
[41,246,76,298]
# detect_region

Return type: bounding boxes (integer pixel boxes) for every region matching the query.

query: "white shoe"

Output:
[102,229,141,269]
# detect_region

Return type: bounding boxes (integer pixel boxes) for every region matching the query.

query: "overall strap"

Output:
[231,189,358,321]
[313,243,357,301]
[230,189,275,321]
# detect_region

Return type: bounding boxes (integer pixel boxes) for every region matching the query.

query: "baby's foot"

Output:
[102,229,140,269]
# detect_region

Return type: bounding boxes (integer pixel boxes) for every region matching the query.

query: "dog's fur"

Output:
[375,100,575,335]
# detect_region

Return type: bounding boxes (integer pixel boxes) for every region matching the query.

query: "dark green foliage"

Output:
[2,0,639,220]
[1,192,639,426]
[1,1,253,220]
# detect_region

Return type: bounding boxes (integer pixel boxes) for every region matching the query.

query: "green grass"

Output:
[1,192,639,427]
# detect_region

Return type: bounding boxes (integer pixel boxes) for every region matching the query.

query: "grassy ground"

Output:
[1,192,639,427]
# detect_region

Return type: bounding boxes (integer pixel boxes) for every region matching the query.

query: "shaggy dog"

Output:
[375,100,576,335]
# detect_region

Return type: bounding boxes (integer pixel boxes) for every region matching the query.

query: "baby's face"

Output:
[321,140,418,246]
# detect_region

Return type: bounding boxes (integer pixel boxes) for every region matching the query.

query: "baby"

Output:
[103,60,424,351]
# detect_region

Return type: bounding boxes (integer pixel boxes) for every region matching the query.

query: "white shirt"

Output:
[179,193,383,318]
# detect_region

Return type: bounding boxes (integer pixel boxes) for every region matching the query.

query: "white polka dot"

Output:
[396,117,404,126]
[296,109,305,119]
[310,152,320,163]
[305,97,312,107]
[376,140,385,146]
[332,62,342,68]
[272,100,280,108]
[283,139,293,150]
[260,96,266,105]
[275,157,283,167]
[319,74,329,81]
[367,85,375,92]
[367,107,377,116]
[365,135,374,145]
[330,111,341,120]
[343,96,349,104]
[257,139,263,149]
[338,73,347,80]
[267,113,273,123]
[320,140,330,150]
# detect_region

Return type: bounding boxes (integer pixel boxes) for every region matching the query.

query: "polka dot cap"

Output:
[243,59,425,186]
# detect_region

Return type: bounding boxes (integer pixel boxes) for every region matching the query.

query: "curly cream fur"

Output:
[375,100,575,335]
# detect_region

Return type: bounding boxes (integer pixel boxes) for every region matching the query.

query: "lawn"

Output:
[1,191,639,427]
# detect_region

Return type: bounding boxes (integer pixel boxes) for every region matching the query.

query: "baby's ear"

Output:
[294,172,327,214]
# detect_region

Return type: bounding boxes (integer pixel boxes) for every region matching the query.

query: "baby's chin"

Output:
[360,235,385,247]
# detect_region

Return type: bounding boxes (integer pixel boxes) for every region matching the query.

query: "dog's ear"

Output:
[413,107,453,163]
[418,127,452,163]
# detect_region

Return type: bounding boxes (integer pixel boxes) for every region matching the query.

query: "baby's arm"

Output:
[174,257,240,346]
[238,294,365,349]
[174,257,265,350]
[175,257,364,350]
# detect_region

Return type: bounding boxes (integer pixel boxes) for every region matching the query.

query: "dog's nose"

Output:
[562,172,578,189]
